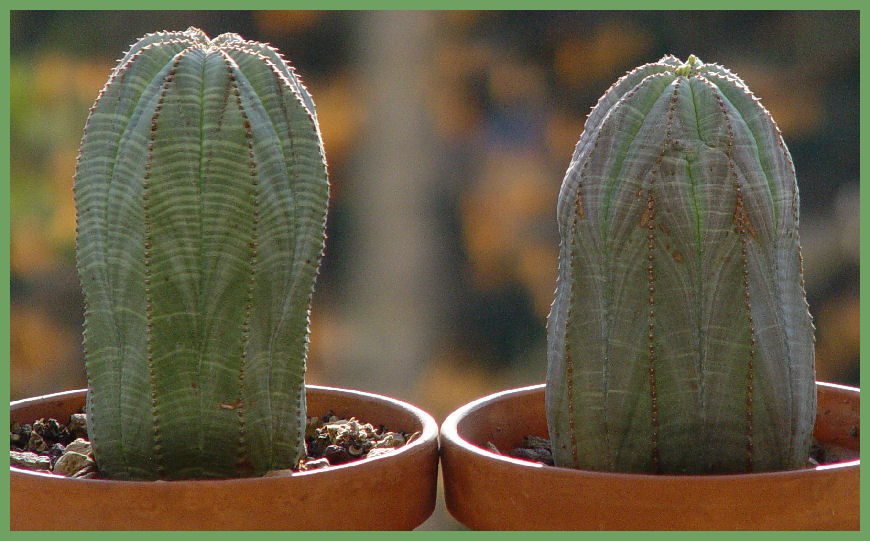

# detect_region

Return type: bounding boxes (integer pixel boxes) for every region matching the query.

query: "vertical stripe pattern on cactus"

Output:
[546,55,815,474]
[74,28,329,479]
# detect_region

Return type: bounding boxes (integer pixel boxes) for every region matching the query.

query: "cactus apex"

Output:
[673,54,701,76]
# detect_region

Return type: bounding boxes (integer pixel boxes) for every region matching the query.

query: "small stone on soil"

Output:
[366,447,396,459]
[65,438,93,457]
[53,451,95,477]
[296,458,330,471]
[11,450,51,471]
[375,432,405,448]
[71,465,97,479]
[324,444,352,465]
[68,414,88,440]
[47,443,66,466]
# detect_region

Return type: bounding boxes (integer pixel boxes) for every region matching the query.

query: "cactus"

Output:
[74,28,329,479]
[546,55,815,474]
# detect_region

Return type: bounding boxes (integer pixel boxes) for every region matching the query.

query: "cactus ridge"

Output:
[546,56,815,474]
[75,28,328,479]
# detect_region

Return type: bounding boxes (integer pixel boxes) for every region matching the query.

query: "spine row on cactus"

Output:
[229,56,256,472]
[141,48,190,476]
[75,28,329,479]
[736,186,756,471]
[645,186,659,472]
[642,79,683,473]
[546,55,815,474]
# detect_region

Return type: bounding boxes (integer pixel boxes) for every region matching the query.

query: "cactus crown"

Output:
[545,55,815,474]
[74,28,329,480]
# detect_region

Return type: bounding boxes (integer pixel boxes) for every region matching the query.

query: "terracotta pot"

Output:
[11,385,439,530]
[440,382,859,530]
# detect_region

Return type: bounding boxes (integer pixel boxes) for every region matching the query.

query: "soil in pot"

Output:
[493,432,857,469]
[11,408,421,478]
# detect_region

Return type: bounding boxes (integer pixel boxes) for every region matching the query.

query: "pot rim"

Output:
[441,381,860,479]
[11,384,439,484]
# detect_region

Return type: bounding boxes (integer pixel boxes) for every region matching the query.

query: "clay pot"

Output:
[11,385,439,530]
[440,382,859,530]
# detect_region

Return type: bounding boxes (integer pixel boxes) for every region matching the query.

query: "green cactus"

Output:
[74,28,329,480]
[546,55,815,474]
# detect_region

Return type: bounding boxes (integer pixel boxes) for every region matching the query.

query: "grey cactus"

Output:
[74,28,329,480]
[546,55,815,474]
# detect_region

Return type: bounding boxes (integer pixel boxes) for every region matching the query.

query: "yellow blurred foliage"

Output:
[11,148,77,274]
[253,10,324,37]
[461,150,556,290]
[34,53,109,103]
[429,41,493,141]
[412,350,512,422]
[546,113,584,163]
[47,148,78,245]
[488,60,547,105]
[814,292,860,383]
[438,10,485,32]
[428,82,484,141]
[11,220,56,276]
[433,41,494,82]
[725,62,823,138]
[516,244,558,320]
[11,305,83,400]
[554,20,652,86]
[309,74,367,169]
[306,306,352,384]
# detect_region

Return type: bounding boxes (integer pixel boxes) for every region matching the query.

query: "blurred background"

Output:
[10,10,859,528]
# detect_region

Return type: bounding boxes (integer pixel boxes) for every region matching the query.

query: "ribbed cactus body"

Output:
[546,55,815,474]
[74,28,329,479]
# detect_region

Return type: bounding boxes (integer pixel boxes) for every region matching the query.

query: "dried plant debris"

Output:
[12,410,418,478]
[487,435,554,466]
[508,435,554,466]
[808,438,860,467]
[295,412,420,472]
